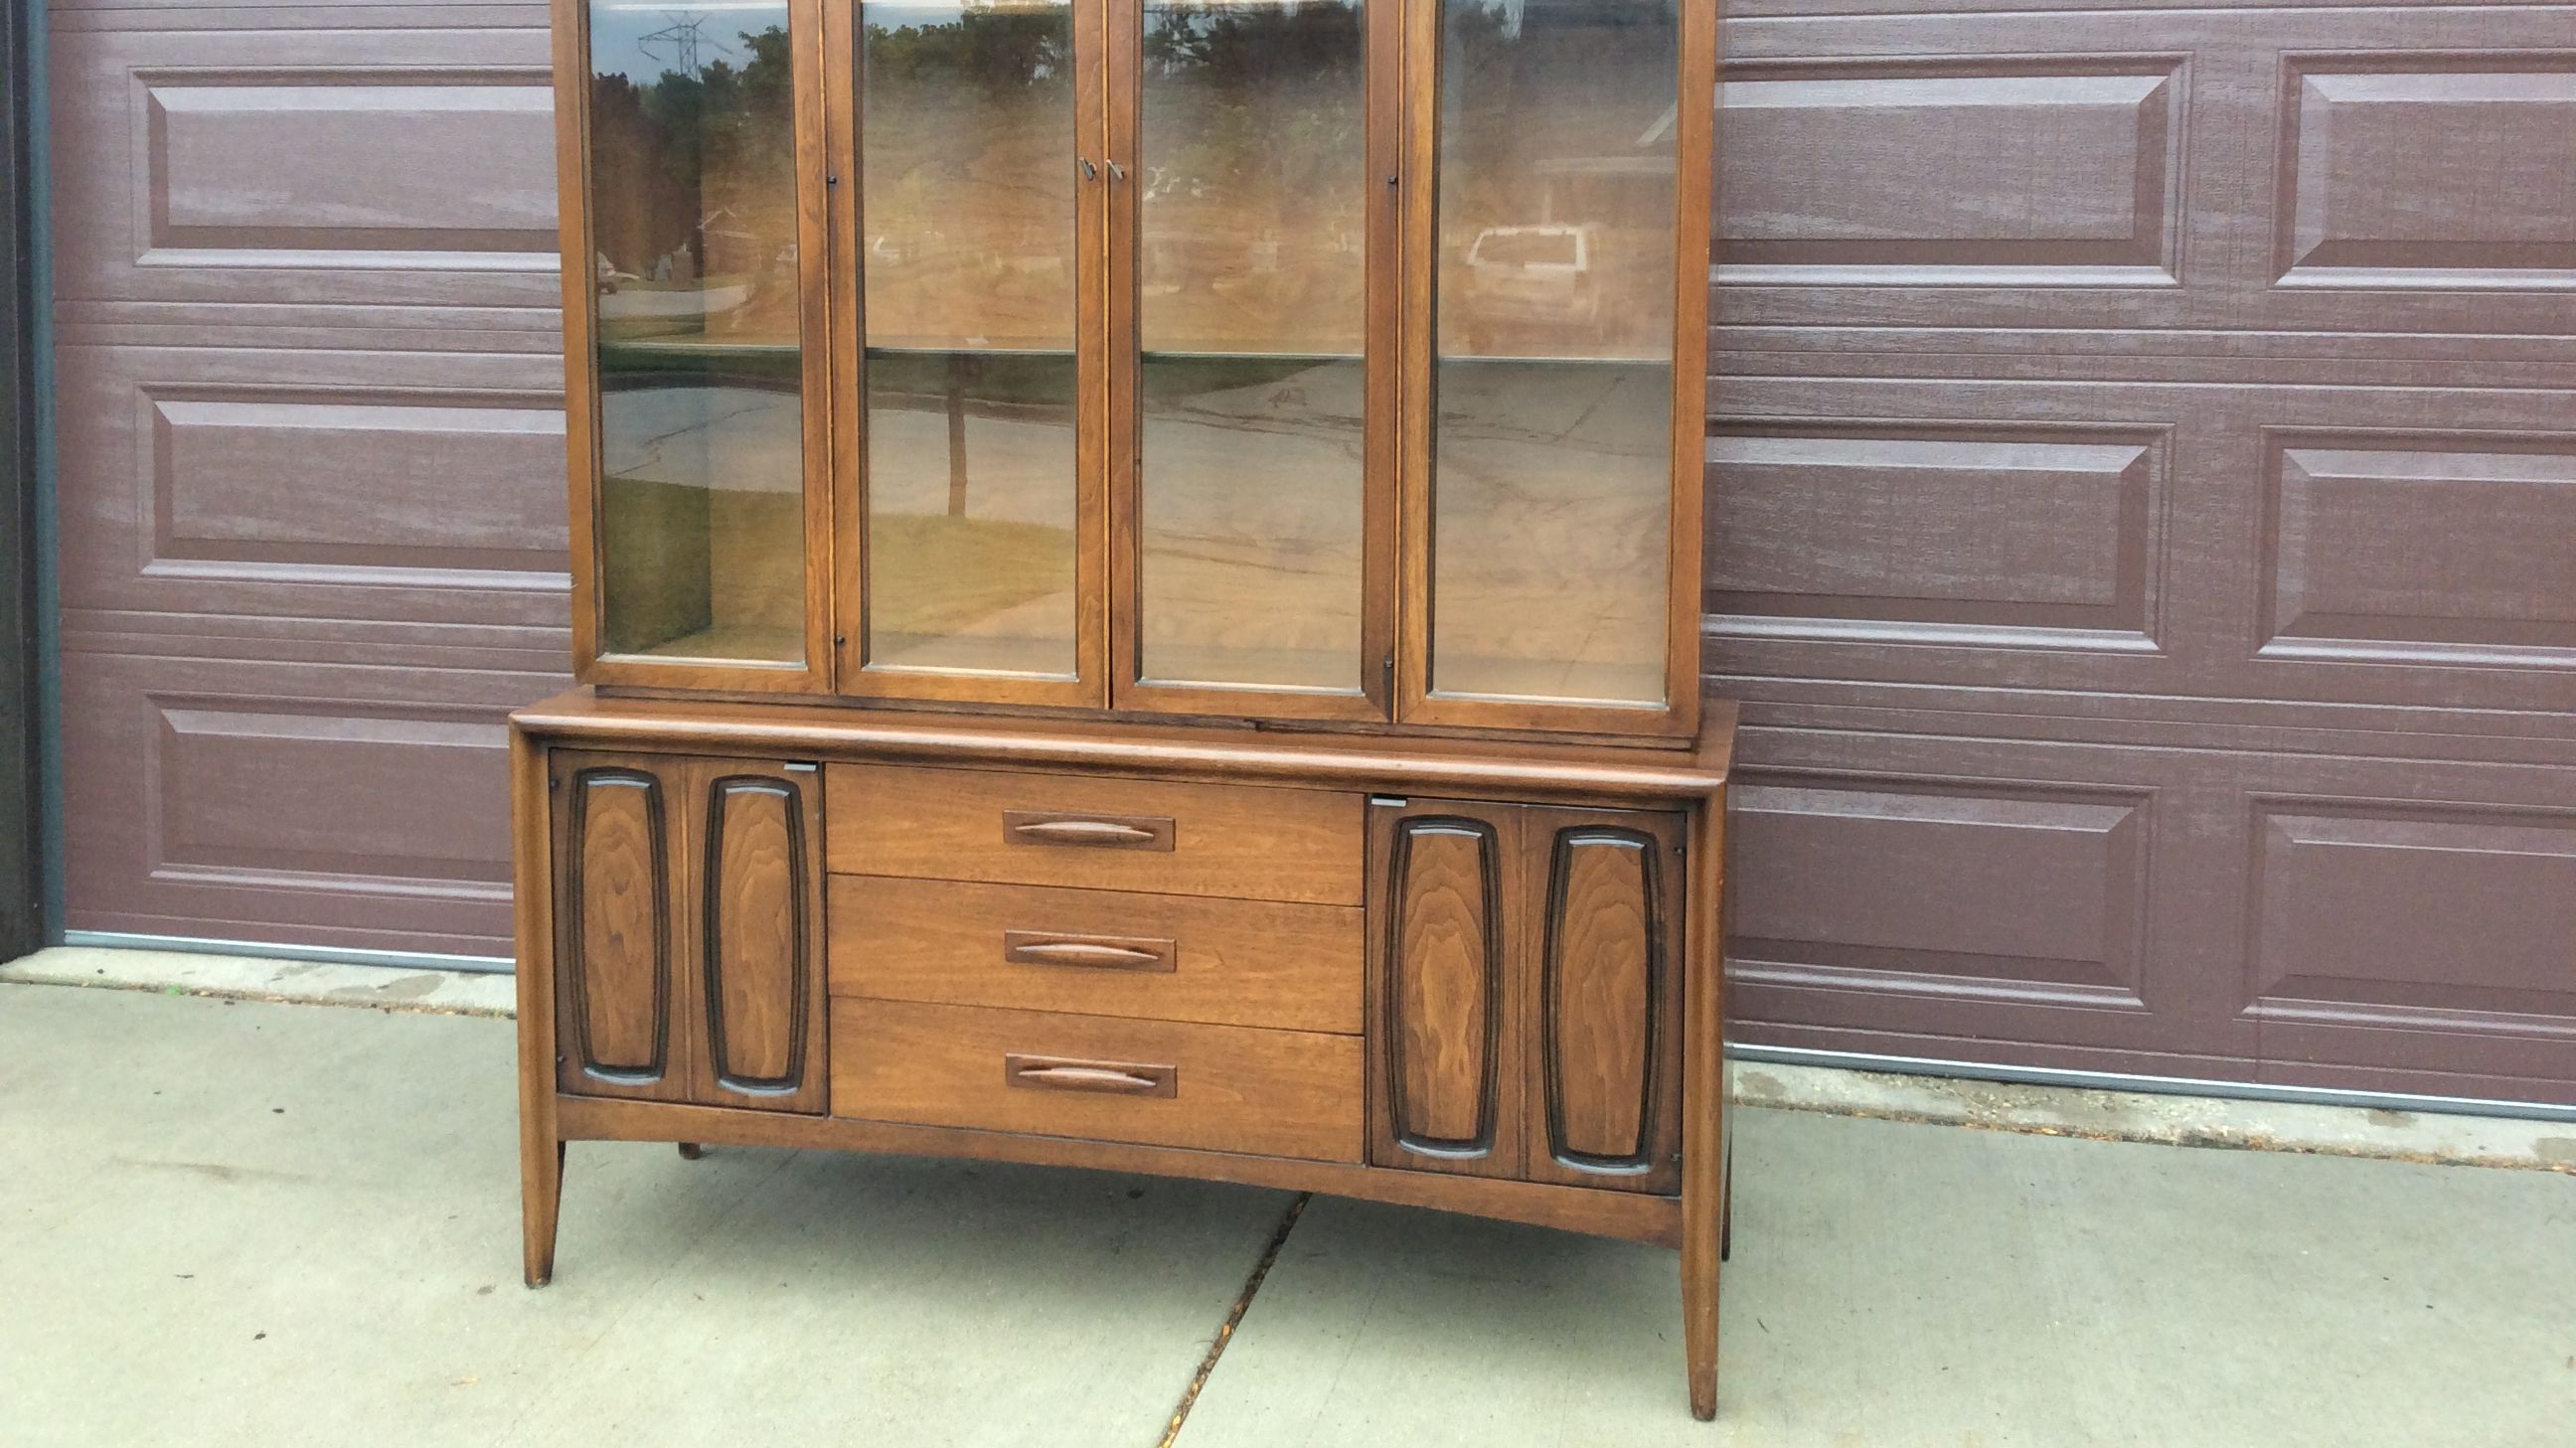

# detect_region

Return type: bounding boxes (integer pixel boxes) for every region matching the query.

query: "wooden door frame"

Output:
[0,0,45,961]
[1393,0,1713,741]
[826,0,1112,712]
[1104,0,1401,725]
[556,0,841,697]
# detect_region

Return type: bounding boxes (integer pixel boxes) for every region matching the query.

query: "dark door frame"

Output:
[0,0,44,960]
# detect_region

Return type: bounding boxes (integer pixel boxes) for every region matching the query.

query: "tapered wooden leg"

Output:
[1680,793,1728,1421]
[524,1137,564,1287]
[677,1142,705,1161]
[512,724,564,1289]
[1682,1101,1722,1419]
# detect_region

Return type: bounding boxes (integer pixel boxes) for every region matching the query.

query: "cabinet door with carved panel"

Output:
[1368,797,1686,1193]
[1368,799,1526,1179]
[551,751,827,1114]
[692,761,829,1112]
[1522,807,1684,1196]
[553,751,696,1103]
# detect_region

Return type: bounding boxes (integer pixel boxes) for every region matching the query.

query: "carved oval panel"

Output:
[1384,817,1505,1156]
[1542,827,1663,1172]
[703,774,810,1095]
[568,768,671,1083]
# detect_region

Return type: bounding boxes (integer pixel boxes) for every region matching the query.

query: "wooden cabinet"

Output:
[550,751,827,1114]
[1369,798,1684,1194]
[528,0,1734,1421]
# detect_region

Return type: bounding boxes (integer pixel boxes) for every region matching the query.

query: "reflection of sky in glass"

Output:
[591,3,788,84]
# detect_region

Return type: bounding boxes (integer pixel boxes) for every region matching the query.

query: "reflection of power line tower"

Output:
[638,12,733,77]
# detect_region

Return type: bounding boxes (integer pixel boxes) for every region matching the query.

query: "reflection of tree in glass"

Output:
[589,25,801,344]
[863,3,1079,349]
[865,3,1070,89]
[1142,0,1363,352]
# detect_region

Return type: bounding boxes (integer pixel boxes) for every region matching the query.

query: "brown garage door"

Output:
[1710,0,2576,1104]
[45,0,2576,1101]
[50,0,565,959]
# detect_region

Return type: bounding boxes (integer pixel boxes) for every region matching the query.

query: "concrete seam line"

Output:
[1160,1192,1309,1448]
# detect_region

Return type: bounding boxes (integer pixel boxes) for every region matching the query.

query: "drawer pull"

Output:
[1003,931,1179,973]
[1002,810,1177,853]
[1003,1052,1180,1098]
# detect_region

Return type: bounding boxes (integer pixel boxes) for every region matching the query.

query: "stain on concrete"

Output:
[2367,1109,2417,1129]
[327,974,443,1002]
[2534,1139,2576,1165]
[1736,1070,1787,1102]
[112,1158,312,1185]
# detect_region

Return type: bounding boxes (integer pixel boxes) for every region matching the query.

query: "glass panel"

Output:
[1430,0,1677,707]
[588,3,807,665]
[1136,0,1368,693]
[861,0,1080,679]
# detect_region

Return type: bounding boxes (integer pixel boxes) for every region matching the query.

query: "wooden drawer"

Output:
[828,877,1363,1034]
[825,764,1363,905]
[830,999,1364,1163]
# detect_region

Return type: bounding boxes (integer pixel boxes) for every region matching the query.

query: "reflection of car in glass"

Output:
[1461,225,1599,331]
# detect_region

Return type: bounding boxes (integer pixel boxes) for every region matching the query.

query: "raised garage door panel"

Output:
[1712,6,2576,337]
[50,1,564,959]
[1711,0,2576,1102]
[57,652,549,956]
[1707,378,2576,718]
[53,342,569,638]
[48,18,559,313]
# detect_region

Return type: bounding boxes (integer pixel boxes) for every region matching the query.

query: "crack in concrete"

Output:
[1159,1192,1309,1448]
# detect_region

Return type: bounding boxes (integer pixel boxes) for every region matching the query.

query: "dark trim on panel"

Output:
[0,0,44,960]
[700,772,811,1097]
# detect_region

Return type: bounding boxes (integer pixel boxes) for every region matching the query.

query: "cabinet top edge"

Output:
[512,690,1737,799]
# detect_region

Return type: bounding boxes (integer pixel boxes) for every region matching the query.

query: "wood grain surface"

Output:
[830,998,1366,1163]
[828,875,1363,1034]
[826,762,1366,903]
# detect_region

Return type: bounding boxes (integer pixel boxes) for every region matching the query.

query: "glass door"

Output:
[1107,0,1398,720]
[834,0,1106,706]
[571,0,836,691]
[1399,0,1710,736]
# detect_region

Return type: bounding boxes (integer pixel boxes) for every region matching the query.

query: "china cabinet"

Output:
[518,0,1732,1417]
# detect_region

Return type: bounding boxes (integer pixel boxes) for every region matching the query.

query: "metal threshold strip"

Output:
[61,929,514,975]
[1731,1043,2576,1126]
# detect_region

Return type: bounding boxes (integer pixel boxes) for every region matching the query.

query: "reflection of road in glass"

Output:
[1142,357,1366,691]
[597,376,806,663]
[1433,358,1671,706]
[867,355,1079,676]
[590,360,1670,704]
[600,382,802,495]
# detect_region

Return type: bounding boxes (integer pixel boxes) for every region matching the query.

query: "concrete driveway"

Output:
[1,980,2568,1447]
